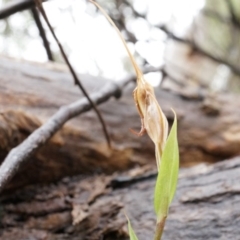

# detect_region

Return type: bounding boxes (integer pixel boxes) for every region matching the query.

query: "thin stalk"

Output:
[31,7,53,61]
[154,216,166,240]
[34,0,111,148]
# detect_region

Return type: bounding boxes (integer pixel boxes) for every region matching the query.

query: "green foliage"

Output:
[154,113,179,221]
[126,215,139,240]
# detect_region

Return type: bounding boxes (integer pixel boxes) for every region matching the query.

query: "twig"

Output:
[31,7,53,61]
[34,0,111,148]
[0,0,47,19]
[0,75,133,193]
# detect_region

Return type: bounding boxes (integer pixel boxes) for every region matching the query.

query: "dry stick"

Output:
[34,0,111,148]
[0,76,133,193]
[31,7,54,61]
[0,0,47,19]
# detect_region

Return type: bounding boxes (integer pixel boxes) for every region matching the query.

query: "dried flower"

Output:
[89,0,168,168]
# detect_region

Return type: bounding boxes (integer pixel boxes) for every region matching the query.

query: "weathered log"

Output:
[0,56,240,190]
[1,156,240,239]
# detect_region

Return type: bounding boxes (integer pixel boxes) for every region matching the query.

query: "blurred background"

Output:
[1,0,240,92]
[1,1,240,239]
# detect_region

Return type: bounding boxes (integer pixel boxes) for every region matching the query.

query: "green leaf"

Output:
[154,112,179,220]
[125,214,139,240]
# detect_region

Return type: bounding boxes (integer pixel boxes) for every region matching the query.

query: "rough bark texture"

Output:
[1,156,240,239]
[0,56,240,190]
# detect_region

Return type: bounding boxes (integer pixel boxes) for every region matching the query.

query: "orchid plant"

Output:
[90,1,180,239]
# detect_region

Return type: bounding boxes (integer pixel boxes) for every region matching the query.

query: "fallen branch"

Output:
[0,0,48,19]
[0,75,132,193]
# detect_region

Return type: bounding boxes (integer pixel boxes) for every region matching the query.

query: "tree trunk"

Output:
[0,56,240,190]
[1,156,240,239]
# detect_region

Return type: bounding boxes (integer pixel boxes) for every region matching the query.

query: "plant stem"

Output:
[154,216,167,240]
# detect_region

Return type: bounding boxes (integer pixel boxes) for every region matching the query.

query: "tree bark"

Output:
[1,156,240,239]
[0,56,240,190]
